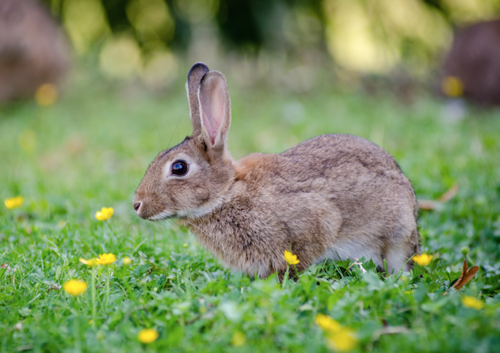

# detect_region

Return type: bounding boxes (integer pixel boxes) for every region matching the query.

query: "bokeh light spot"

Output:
[99,36,142,79]
[18,130,37,152]
[35,84,58,106]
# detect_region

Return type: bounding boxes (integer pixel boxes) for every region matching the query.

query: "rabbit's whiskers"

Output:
[184,221,211,238]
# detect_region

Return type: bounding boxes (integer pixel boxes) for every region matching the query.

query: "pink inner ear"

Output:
[200,81,225,145]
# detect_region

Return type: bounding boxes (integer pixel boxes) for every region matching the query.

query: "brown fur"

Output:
[234,153,269,180]
[442,19,500,106]
[0,0,69,103]
[134,63,420,278]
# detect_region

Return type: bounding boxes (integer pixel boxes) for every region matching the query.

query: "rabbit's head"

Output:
[133,63,235,220]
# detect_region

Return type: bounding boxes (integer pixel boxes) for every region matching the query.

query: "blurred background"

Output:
[1,0,500,104]
[2,3,500,351]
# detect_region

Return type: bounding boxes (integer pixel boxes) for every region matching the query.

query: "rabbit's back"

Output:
[281,134,402,175]
[244,134,415,210]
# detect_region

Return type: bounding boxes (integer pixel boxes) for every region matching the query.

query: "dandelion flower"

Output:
[79,257,99,266]
[462,296,484,310]
[413,253,433,266]
[231,331,246,347]
[95,207,113,221]
[97,253,116,265]
[123,256,132,265]
[63,279,87,296]
[326,327,358,352]
[284,250,300,265]
[138,328,159,343]
[4,196,24,209]
[315,314,341,332]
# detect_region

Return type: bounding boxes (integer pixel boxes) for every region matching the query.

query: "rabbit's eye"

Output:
[171,160,189,176]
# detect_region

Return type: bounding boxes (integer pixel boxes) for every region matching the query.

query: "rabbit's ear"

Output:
[198,70,231,149]
[186,62,210,137]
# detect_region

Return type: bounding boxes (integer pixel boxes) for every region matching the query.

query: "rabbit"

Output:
[133,62,420,278]
[441,19,500,106]
[0,0,69,103]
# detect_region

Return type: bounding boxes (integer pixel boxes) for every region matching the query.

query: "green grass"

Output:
[1,68,500,352]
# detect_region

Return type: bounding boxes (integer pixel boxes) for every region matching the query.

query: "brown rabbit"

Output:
[0,0,69,103]
[134,63,419,278]
[441,19,500,106]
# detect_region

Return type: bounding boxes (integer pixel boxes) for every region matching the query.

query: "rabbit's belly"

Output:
[315,237,413,273]
[314,238,384,268]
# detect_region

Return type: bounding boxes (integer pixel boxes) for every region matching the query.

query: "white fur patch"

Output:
[177,198,225,219]
[149,210,173,221]
[315,238,383,268]
[177,204,216,219]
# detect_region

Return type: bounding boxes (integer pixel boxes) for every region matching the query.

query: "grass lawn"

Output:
[1,67,500,352]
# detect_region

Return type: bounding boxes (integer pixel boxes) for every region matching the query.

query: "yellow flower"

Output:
[231,331,246,346]
[63,280,87,296]
[95,207,114,221]
[97,253,116,265]
[80,253,116,266]
[316,314,358,351]
[441,76,464,97]
[284,250,300,265]
[326,327,358,352]
[4,196,24,209]
[35,83,58,106]
[315,314,341,332]
[413,253,433,266]
[462,296,484,310]
[123,256,132,265]
[79,257,99,266]
[138,328,159,343]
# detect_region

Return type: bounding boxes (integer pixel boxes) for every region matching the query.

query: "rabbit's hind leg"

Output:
[384,228,419,274]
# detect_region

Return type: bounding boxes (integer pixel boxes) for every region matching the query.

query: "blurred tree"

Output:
[100,0,132,32]
[421,0,451,24]
[42,0,191,51]
[215,0,328,55]
[216,0,267,51]
[164,1,192,51]
[40,0,500,74]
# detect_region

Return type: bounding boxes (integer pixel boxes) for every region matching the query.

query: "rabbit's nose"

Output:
[133,202,142,212]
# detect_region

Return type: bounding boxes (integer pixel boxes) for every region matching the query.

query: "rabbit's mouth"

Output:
[147,210,174,221]
[133,197,175,221]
